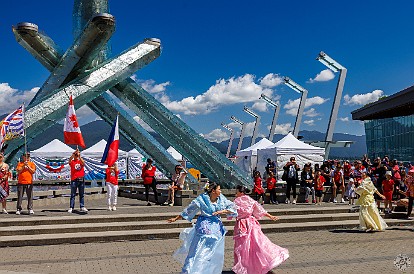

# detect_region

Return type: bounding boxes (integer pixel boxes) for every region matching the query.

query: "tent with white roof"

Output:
[256,133,325,180]
[167,146,182,161]
[81,139,127,158]
[80,139,127,180]
[30,139,75,180]
[234,138,274,175]
[31,139,74,158]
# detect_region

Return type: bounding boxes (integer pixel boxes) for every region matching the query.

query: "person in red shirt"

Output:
[382,171,394,214]
[404,168,414,219]
[266,171,277,204]
[253,171,265,205]
[106,163,119,211]
[141,158,159,206]
[16,153,36,215]
[314,170,325,205]
[68,148,87,213]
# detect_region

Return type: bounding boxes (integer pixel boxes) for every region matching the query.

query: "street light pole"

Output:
[260,93,279,142]
[221,122,234,158]
[243,106,261,146]
[283,77,308,138]
[230,116,246,153]
[316,51,347,157]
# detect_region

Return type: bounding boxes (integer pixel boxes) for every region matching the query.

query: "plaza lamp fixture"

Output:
[243,106,261,146]
[316,51,347,157]
[221,122,235,158]
[283,77,308,138]
[260,93,280,142]
[230,116,246,153]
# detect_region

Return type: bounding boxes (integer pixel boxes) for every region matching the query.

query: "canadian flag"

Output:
[63,96,86,148]
[101,115,119,166]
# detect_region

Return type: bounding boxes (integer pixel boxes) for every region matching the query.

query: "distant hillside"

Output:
[22,120,366,159]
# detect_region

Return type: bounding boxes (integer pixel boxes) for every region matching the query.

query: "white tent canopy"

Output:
[256,133,325,179]
[263,133,325,155]
[236,138,274,157]
[167,146,182,161]
[82,139,128,158]
[30,139,74,158]
[128,148,144,158]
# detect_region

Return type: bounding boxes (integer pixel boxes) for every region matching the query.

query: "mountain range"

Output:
[23,120,366,159]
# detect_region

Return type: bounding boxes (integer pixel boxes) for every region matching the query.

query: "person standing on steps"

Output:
[0,153,10,214]
[105,163,119,211]
[68,148,88,213]
[16,153,36,215]
[283,157,300,204]
[141,158,159,206]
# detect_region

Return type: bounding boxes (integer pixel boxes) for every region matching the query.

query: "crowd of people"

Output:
[251,155,414,220]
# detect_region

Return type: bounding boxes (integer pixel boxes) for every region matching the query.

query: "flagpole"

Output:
[23,103,27,155]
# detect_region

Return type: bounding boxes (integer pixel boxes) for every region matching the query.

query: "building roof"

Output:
[352,84,414,120]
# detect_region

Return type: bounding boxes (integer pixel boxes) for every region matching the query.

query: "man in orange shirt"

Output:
[16,153,36,215]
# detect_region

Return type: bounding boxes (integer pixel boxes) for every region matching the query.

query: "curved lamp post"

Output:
[243,106,261,146]
[230,116,246,153]
[283,77,308,138]
[221,122,234,158]
[260,94,280,142]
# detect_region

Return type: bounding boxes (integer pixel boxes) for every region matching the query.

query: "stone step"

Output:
[0,218,412,247]
[0,213,360,236]
[0,206,352,227]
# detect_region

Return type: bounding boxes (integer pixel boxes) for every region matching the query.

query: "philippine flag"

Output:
[63,96,86,148]
[101,115,119,166]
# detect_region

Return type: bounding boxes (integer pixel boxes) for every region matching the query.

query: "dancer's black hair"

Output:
[236,185,251,194]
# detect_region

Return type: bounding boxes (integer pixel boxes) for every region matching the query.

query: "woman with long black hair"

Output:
[167,182,237,274]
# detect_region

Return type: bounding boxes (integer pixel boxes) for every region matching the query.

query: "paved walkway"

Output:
[1,197,413,273]
[0,227,412,273]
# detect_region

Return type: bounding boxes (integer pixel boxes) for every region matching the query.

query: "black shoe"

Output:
[147,202,152,206]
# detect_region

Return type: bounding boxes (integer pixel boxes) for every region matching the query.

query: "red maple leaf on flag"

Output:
[69,114,79,128]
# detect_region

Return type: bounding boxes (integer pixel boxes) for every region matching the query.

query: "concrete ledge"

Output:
[0,218,412,247]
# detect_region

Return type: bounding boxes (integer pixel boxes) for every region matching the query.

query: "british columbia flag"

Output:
[0,105,25,147]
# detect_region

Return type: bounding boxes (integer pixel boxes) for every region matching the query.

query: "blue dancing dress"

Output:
[173,193,237,274]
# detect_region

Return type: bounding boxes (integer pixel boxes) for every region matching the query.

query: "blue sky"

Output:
[1,0,414,143]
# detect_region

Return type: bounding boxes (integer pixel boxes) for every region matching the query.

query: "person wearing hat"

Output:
[382,171,395,214]
[345,178,356,205]
[15,153,36,215]
[404,168,414,219]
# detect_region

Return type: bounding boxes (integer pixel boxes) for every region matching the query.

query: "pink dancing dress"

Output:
[233,195,289,274]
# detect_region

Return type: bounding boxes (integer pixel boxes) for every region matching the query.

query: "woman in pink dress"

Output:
[233,185,289,274]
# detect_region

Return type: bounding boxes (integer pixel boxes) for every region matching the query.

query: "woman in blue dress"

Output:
[167,182,237,274]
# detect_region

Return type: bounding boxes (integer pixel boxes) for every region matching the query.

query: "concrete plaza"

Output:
[0,197,413,274]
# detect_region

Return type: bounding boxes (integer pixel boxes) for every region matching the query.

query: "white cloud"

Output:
[259,73,283,88]
[143,73,281,115]
[0,83,39,114]
[343,90,384,106]
[339,117,350,122]
[268,123,293,135]
[284,96,329,116]
[276,123,293,134]
[303,108,320,117]
[304,119,315,126]
[201,129,229,143]
[138,79,171,94]
[308,69,335,83]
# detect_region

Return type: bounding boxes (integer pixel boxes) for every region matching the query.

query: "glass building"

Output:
[352,84,414,163]
[364,115,414,162]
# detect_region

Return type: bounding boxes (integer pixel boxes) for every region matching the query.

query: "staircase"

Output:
[0,204,412,247]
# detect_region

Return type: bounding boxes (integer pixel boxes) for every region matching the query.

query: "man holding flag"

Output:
[101,116,119,211]
[64,96,87,213]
